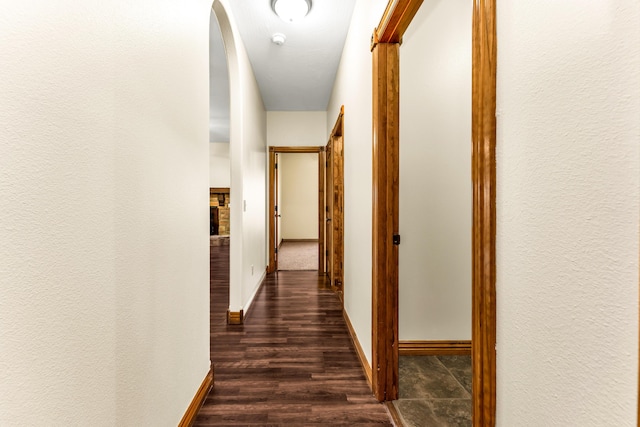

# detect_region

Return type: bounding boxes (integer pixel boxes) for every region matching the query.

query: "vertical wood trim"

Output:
[268,150,276,273]
[333,135,344,289]
[325,139,334,284]
[472,0,497,426]
[178,367,213,427]
[318,148,326,274]
[371,42,400,402]
[371,2,497,424]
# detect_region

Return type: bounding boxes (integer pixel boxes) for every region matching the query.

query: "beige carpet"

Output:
[277,241,318,271]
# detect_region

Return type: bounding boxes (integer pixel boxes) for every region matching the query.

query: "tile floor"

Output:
[393,355,472,426]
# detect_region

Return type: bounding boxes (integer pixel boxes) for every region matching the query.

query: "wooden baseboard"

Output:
[385,401,404,427]
[227,270,267,325]
[243,270,267,322]
[343,309,373,388]
[399,340,471,356]
[281,239,319,243]
[227,310,244,325]
[178,367,213,427]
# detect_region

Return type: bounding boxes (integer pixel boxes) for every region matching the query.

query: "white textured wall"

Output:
[214,0,267,314]
[496,1,639,425]
[398,0,472,341]
[209,142,230,188]
[267,111,328,147]
[280,153,318,240]
[0,0,211,425]
[326,0,389,364]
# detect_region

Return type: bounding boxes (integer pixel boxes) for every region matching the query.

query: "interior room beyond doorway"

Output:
[276,152,318,271]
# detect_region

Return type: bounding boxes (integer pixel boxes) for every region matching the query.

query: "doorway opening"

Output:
[274,152,319,271]
[210,188,230,237]
[370,1,497,426]
[267,108,345,294]
[268,147,324,274]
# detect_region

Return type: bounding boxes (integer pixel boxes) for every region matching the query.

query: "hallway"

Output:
[194,243,393,425]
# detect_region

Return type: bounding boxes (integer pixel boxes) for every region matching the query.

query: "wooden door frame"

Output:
[324,139,333,282]
[267,146,324,274]
[327,107,345,291]
[370,1,497,425]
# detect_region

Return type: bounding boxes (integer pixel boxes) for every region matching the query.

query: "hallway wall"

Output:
[496,1,639,425]
[329,2,639,424]
[279,153,318,240]
[326,0,389,364]
[398,0,472,341]
[0,0,211,425]
[267,111,327,147]
[209,142,231,188]
[213,0,268,315]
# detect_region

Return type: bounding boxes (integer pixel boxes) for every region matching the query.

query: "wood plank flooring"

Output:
[194,242,393,426]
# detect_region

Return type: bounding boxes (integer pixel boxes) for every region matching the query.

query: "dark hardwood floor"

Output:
[194,240,393,426]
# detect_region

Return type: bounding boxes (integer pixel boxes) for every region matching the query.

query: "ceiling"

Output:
[209,0,357,143]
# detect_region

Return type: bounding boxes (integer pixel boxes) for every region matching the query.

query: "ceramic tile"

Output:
[393,400,440,427]
[436,355,472,395]
[398,356,470,399]
[428,399,472,426]
[394,398,471,427]
[395,356,472,426]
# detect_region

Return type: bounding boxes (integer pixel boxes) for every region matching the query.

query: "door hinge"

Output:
[393,234,401,245]
[275,248,278,254]
[275,205,278,212]
[275,163,278,169]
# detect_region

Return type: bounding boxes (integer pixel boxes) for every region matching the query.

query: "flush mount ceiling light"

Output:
[271,0,311,23]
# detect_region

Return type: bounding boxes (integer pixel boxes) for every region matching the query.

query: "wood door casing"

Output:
[370,2,498,426]
[326,108,345,292]
[471,2,497,424]
[371,41,400,402]
[268,150,277,273]
[274,153,280,270]
[332,135,344,290]
[318,149,326,273]
[267,146,323,274]
[325,140,334,283]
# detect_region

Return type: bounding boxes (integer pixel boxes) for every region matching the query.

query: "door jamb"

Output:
[327,107,345,291]
[370,1,497,425]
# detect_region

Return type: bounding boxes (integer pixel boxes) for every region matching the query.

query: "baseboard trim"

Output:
[243,269,267,322]
[343,309,373,388]
[227,310,244,325]
[178,367,213,427]
[385,401,404,427]
[281,239,319,243]
[399,340,472,356]
[227,269,268,325]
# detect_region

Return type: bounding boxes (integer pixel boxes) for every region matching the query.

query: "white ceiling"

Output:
[209,0,356,142]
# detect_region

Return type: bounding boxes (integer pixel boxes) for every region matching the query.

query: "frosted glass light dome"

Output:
[272,0,311,22]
